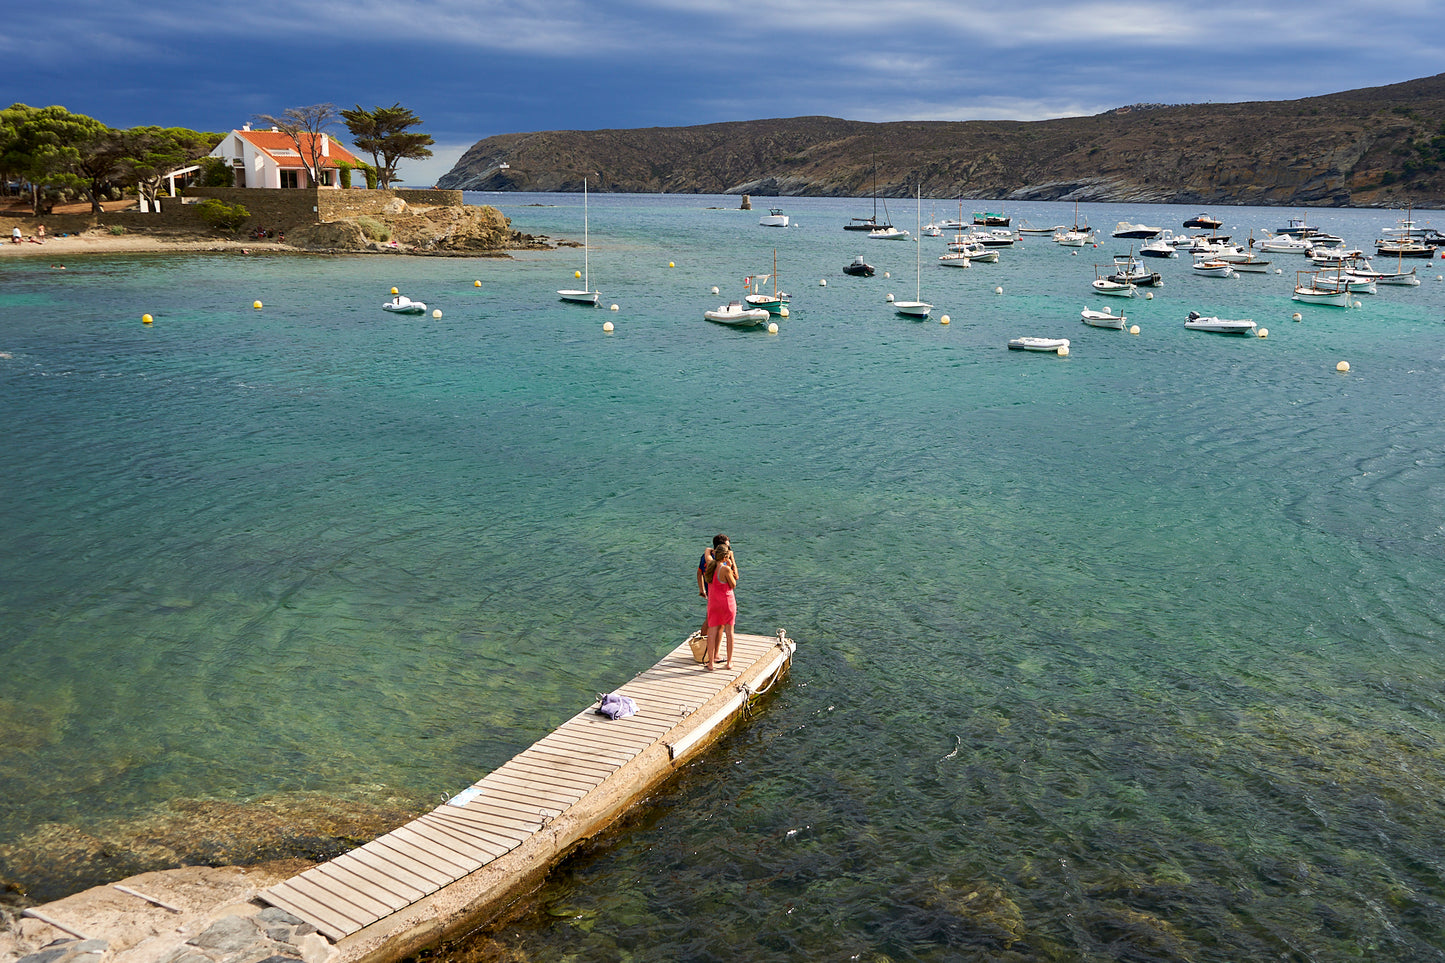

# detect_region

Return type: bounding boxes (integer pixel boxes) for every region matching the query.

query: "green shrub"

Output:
[194,198,250,233]
[108,225,127,235]
[356,215,391,241]
[198,157,233,188]
[337,162,353,189]
[361,163,378,190]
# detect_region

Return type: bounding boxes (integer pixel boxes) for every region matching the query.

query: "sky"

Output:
[6,0,1444,186]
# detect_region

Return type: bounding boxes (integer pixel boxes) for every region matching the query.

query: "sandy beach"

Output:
[0,231,295,259]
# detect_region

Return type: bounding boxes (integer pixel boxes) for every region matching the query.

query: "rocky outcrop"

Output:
[287,202,549,256]
[438,73,1445,207]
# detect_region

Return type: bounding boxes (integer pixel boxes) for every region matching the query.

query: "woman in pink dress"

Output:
[704,544,738,671]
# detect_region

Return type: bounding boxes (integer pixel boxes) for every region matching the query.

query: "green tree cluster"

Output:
[340,103,434,188]
[0,103,222,215]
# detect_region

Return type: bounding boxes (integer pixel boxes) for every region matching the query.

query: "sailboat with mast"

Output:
[845,154,893,232]
[744,249,791,315]
[893,186,933,319]
[558,177,600,305]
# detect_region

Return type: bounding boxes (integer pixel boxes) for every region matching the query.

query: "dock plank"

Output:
[259,631,794,941]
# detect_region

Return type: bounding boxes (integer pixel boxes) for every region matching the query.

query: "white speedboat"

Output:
[1257,233,1312,254]
[970,228,1018,247]
[1053,229,1090,247]
[1191,258,1236,278]
[1092,277,1138,298]
[1081,307,1127,329]
[937,253,971,268]
[558,178,601,305]
[705,301,771,327]
[1008,337,1070,353]
[948,237,999,261]
[759,208,789,228]
[1139,237,1178,258]
[1184,311,1257,335]
[1112,221,1163,239]
[869,225,911,241]
[382,295,427,314]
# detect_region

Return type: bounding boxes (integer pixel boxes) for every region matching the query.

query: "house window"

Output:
[280,170,300,189]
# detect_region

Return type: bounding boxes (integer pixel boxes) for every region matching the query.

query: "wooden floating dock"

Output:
[259,630,795,961]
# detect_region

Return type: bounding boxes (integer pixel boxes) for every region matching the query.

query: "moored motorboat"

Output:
[1139,236,1179,258]
[704,301,771,326]
[1081,307,1127,329]
[948,238,999,261]
[1053,229,1090,247]
[1374,238,1433,258]
[937,252,971,268]
[1191,258,1236,278]
[1108,253,1163,287]
[1112,221,1163,239]
[1257,233,1312,254]
[1183,213,1223,230]
[1216,250,1271,272]
[1008,336,1070,353]
[843,255,875,277]
[758,208,790,228]
[973,211,1010,227]
[1184,311,1257,335]
[869,225,911,241]
[382,294,427,314]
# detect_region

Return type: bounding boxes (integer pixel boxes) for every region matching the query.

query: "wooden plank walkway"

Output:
[259,630,794,944]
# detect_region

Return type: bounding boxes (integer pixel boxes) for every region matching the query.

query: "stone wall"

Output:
[182,188,464,228]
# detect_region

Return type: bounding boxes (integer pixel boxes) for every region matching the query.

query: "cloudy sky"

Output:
[7,0,1444,185]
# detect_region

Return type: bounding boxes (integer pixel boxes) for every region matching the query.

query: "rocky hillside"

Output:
[438,74,1445,208]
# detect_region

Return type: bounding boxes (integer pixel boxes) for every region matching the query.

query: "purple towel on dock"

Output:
[595,692,638,720]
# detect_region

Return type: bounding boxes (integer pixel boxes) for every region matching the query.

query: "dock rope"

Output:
[738,628,795,718]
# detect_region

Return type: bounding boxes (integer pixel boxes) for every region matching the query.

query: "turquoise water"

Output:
[3,195,1445,960]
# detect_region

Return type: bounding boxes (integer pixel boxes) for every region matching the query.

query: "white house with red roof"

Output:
[209,124,362,188]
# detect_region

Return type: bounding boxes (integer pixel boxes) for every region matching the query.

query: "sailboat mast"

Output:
[915,185,922,300]
[583,177,590,291]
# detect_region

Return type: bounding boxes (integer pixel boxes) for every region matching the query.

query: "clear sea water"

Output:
[3,194,1445,961]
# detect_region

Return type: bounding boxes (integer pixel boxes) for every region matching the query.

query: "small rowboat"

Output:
[1091,278,1138,297]
[1081,307,1127,329]
[1008,336,1070,353]
[1184,311,1257,335]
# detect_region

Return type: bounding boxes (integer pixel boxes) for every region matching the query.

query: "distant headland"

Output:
[437,73,1445,208]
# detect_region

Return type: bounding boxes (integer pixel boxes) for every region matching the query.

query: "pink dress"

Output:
[707,564,737,627]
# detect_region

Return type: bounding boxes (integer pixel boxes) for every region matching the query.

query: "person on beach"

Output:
[703,543,739,671]
[10,227,20,244]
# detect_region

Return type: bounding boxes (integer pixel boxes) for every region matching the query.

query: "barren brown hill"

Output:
[439,74,1445,208]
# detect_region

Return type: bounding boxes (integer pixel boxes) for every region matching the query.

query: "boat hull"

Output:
[558,290,600,306]
[1092,280,1137,298]
[1008,337,1070,352]
[1081,310,1126,329]
[894,301,933,318]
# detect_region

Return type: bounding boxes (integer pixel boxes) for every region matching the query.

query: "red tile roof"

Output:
[237,129,360,169]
